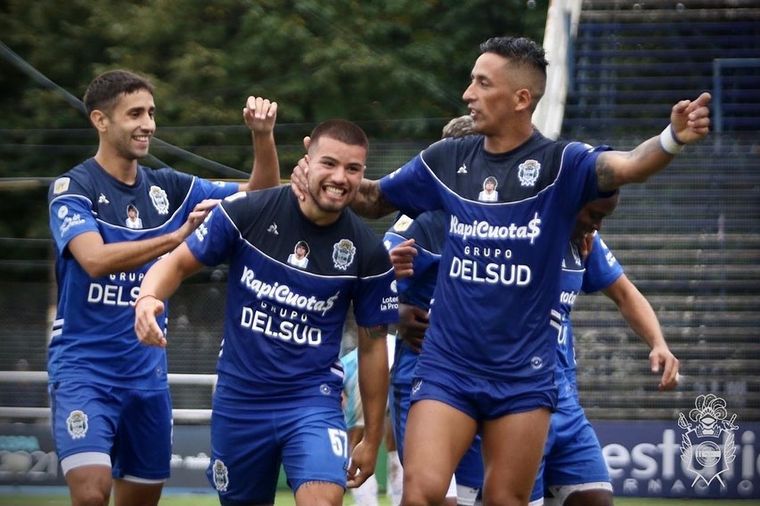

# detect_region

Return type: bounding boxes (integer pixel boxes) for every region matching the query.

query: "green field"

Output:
[0,493,757,506]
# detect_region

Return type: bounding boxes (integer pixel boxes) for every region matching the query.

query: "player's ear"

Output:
[90,110,108,132]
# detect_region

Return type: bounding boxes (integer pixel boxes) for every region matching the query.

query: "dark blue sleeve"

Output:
[582,233,624,293]
[353,242,398,328]
[378,150,445,217]
[185,196,242,266]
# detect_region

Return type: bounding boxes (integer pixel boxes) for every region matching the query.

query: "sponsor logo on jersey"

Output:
[66,410,88,439]
[392,214,414,233]
[98,193,110,204]
[267,222,279,235]
[212,459,229,492]
[457,163,468,174]
[678,394,738,488]
[57,205,86,236]
[149,185,169,215]
[518,159,541,187]
[53,177,70,194]
[449,213,542,244]
[332,239,356,271]
[239,266,339,316]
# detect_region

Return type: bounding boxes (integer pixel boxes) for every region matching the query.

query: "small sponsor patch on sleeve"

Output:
[53,177,70,194]
[392,214,414,232]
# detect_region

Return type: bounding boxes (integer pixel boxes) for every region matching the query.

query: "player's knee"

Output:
[70,488,110,506]
[481,488,531,506]
[402,470,448,505]
[564,490,613,506]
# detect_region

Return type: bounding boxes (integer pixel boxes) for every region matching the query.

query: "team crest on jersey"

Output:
[66,410,88,439]
[518,159,541,187]
[332,239,356,271]
[392,214,414,233]
[53,177,70,194]
[678,394,738,487]
[212,459,229,492]
[149,185,170,215]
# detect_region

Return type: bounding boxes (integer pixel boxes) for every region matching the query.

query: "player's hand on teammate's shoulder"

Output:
[176,199,220,240]
[291,144,310,201]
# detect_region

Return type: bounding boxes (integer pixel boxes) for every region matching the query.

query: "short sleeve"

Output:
[582,233,624,293]
[185,203,239,267]
[49,195,99,252]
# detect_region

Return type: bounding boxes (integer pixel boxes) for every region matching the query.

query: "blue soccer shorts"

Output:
[208,391,348,504]
[49,380,172,481]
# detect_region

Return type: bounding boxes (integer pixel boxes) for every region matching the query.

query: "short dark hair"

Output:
[310,119,369,151]
[479,36,548,76]
[83,70,154,115]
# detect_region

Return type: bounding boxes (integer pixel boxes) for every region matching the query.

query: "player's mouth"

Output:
[323,185,347,199]
[133,134,151,148]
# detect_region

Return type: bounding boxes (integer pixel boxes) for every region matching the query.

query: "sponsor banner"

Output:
[594,415,759,498]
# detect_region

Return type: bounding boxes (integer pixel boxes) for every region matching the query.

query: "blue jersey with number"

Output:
[379,132,608,381]
[557,233,623,388]
[47,158,239,389]
[186,186,397,407]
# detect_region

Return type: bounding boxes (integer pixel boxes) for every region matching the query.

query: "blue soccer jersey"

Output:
[47,159,239,389]
[185,186,397,407]
[556,232,624,388]
[379,132,608,382]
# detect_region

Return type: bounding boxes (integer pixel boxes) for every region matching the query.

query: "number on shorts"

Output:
[327,428,348,458]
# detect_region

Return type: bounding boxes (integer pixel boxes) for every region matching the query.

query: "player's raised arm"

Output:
[602,274,680,391]
[346,324,389,488]
[240,95,281,191]
[595,92,711,192]
[134,243,204,347]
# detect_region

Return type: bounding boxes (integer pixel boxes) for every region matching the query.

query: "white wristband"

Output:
[659,124,685,155]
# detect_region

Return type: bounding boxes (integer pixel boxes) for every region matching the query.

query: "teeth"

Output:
[325,186,344,196]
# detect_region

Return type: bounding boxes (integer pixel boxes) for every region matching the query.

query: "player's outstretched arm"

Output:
[347,324,389,488]
[603,274,680,391]
[240,95,281,191]
[134,243,204,347]
[67,199,218,278]
[595,92,711,192]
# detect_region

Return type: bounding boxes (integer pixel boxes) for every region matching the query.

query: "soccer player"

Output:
[385,115,483,506]
[293,36,709,505]
[386,192,680,506]
[537,193,679,506]
[134,119,397,505]
[47,69,280,506]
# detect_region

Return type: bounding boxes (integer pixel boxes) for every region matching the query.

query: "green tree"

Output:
[0,0,547,243]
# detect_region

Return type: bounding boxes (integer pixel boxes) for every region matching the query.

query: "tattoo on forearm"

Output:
[363,325,388,340]
[595,158,616,192]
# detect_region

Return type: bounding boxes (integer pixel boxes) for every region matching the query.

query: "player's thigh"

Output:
[208,407,281,504]
[113,388,172,482]
[403,399,478,498]
[546,488,613,506]
[481,407,551,505]
[280,405,349,494]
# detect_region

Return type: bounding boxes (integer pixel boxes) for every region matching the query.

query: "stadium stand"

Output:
[562,0,760,420]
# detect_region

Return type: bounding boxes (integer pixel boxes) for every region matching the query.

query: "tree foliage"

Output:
[0,0,547,239]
